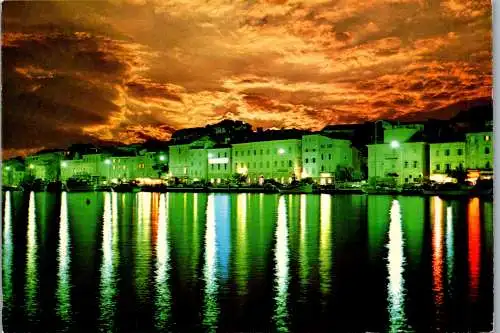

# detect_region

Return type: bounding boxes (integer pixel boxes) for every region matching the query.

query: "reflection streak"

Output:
[155,193,172,330]
[25,191,39,319]
[431,197,444,328]
[446,206,454,295]
[387,199,407,332]
[203,194,219,332]
[468,198,481,302]
[3,191,13,318]
[319,194,332,304]
[99,192,119,331]
[273,196,289,332]
[56,192,72,325]
[236,193,248,295]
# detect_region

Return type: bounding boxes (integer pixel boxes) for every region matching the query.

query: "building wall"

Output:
[61,154,111,182]
[368,142,428,185]
[2,160,25,186]
[466,132,493,170]
[232,139,302,184]
[169,144,191,179]
[207,148,232,183]
[301,134,356,183]
[188,148,208,181]
[25,152,65,181]
[429,142,466,174]
[383,125,424,144]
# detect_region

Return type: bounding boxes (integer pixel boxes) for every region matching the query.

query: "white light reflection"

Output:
[319,194,332,304]
[136,192,152,305]
[431,196,444,326]
[446,206,454,294]
[155,193,172,331]
[25,191,39,319]
[99,192,119,331]
[203,194,219,332]
[56,191,72,325]
[273,196,290,332]
[3,191,13,318]
[299,194,308,294]
[386,199,408,332]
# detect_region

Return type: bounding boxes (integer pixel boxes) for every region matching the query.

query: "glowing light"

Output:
[237,167,248,175]
[236,193,248,296]
[136,192,152,306]
[155,193,172,330]
[104,159,111,165]
[446,206,454,293]
[299,194,308,292]
[390,140,400,149]
[25,191,39,319]
[61,161,68,168]
[319,194,332,304]
[273,196,289,332]
[387,199,408,332]
[468,198,481,302]
[203,194,219,331]
[5,166,11,170]
[3,191,13,320]
[208,157,229,164]
[56,192,72,324]
[431,197,444,327]
[99,192,119,331]
[29,164,34,169]
[278,148,285,155]
[159,155,166,161]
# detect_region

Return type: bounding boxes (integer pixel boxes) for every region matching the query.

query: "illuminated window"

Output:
[485,135,490,141]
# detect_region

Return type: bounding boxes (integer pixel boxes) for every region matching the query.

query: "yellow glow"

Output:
[446,206,454,288]
[387,199,408,331]
[236,193,248,295]
[136,192,152,306]
[56,191,71,323]
[299,194,308,289]
[203,194,219,330]
[237,166,248,174]
[25,191,39,318]
[3,191,13,315]
[431,196,444,321]
[430,174,456,184]
[273,196,289,331]
[319,194,332,301]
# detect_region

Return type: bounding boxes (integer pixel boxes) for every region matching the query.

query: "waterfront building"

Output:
[169,137,215,181]
[429,141,466,183]
[367,124,429,185]
[465,131,493,183]
[2,158,26,186]
[61,153,112,183]
[25,150,66,181]
[301,134,361,184]
[207,145,232,184]
[232,139,302,184]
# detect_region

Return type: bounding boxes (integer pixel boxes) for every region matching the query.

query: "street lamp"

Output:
[5,166,10,171]
[390,141,402,185]
[159,155,166,161]
[61,161,68,168]
[390,140,400,149]
[278,148,285,155]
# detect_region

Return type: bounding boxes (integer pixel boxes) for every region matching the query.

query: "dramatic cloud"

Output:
[2,0,492,158]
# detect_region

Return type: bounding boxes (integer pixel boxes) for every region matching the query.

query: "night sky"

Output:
[2,0,492,159]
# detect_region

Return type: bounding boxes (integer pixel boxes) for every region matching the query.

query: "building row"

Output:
[2,119,494,188]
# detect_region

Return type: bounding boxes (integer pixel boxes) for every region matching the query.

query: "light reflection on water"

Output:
[25,191,39,320]
[1,192,493,333]
[56,192,72,327]
[386,199,408,332]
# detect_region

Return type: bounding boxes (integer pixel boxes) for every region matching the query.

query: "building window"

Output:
[444,149,450,156]
[321,154,324,160]
[404,161,408,168]
[224,164,227,170]
[320,144,325,148]
[288,160,292,167]
[486,161,491,169]
[274,161,278,167]
[217,164,221,170]
[485,147,490,154]
[305,149,309,152]
[260,149,263,155]
[235,163,238,169]
[260,161,263,168]
[435,150,439,156]
[312,149,316,152]
[248,150,251,155]
[267,149,270,155]
[445,163,450,171]
[312,158,316,163]
[413,161,418,168]
[224,152,227,157]
[457,149,463,156]
[321,165,324,172]
[328,154,331,160]
[485,135,490,141]
[305,158,309,163]
[436,164,440,171]
[235,151,238,157]
[254,150,257,156]
[328,144,332,148]
[281,161,284,167]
